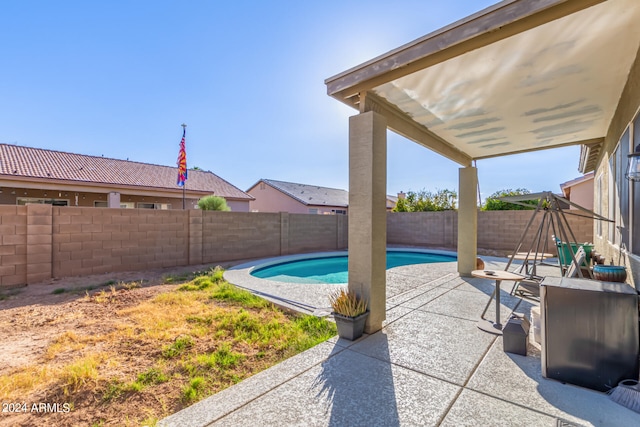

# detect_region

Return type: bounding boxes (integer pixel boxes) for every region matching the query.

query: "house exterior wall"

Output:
[247,183,347,214]
[592,43,640,289]
[226,200,250,212]
[565,179,594,210]
[0,187,250,211]
[248,183,309,213]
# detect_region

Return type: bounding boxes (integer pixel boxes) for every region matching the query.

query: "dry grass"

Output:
[0,269,336,426]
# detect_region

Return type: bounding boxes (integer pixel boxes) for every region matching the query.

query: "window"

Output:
[17,197,68,206]
[618,128,630,250]
[136,203,171,210]
[608,111,640,256]
[331,209,347,215]
[595,173,603,237]
[633,115,640,255]
[608,147,616,243]
[308,208,318,214]
[95,201,135,208]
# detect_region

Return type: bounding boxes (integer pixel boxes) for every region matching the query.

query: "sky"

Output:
[0,0,584,202]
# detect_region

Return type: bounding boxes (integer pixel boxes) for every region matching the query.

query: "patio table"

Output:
[473,269,525,335]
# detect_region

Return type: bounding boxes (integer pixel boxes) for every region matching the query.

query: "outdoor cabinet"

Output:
[540,277,639,392]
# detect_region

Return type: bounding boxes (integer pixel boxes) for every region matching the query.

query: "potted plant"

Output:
[329,289,369,340]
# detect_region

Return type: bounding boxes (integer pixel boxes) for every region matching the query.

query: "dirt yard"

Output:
[0,262,239,426]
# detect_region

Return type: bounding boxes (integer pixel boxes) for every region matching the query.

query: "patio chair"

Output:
[511,246,587,300]
[565,246,586,278]
[511,278,542,301]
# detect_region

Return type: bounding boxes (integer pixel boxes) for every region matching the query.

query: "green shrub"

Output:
[393,189,457,212]
[482,188,537,210]
[197,195,231,211]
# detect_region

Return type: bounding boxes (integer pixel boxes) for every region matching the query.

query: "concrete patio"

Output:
[159,257,640,426]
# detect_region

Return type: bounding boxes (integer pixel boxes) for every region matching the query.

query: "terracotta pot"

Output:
[593,265,627,283]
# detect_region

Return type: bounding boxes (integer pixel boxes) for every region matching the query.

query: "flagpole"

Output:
[181,123,187,210]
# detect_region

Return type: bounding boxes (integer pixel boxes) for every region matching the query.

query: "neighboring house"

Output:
[559,172,594,210]
[0,144,253,211]
[386,194,398,211]
[247,179,348,214]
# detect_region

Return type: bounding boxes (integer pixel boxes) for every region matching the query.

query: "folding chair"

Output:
[565,246,587,278]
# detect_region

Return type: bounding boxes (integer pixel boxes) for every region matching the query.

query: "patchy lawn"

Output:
[0,266,336,426]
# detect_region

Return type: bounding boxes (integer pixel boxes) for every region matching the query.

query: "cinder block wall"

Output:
[0,206,27,287]
[52,207,189,278]
[477,210,593,252]
[0,207,594,288]
[387,210,593,254]
[202,211,282,262]
[387,211,457,248]
[288,214,347,253]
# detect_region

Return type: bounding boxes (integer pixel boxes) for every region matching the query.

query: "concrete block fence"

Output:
[0,206,592,288]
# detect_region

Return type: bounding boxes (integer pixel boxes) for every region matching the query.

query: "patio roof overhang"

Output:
[325,0,640,170]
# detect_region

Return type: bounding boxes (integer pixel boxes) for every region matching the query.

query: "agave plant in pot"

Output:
[329,289,369,341]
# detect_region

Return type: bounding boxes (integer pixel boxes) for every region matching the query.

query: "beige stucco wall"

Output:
[247,182,347,214]
[226,200,250,212]
[592,42,640,289]
[566,178,594,210]
[248,183,309,213]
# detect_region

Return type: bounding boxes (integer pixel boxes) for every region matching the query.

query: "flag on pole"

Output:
[177,127,187,186]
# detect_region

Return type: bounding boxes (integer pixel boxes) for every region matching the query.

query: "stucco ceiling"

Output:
[326,0,640,165]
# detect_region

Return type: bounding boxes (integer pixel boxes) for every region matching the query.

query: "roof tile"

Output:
[0,144,252,200]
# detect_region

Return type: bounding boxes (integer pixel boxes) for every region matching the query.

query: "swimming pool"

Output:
[250,250,456,284]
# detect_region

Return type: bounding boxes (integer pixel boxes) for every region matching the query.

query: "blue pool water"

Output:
[251,251,456,284]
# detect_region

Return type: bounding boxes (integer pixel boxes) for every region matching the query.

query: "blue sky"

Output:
[0,0,583,201]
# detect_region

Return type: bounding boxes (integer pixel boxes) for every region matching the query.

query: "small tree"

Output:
[482,188,537,210]
[197,195,231,211]
[393,189,457,212]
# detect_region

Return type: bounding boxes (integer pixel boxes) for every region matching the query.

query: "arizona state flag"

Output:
[177,128,187,186]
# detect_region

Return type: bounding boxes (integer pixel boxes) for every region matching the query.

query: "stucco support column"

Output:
[349,111,387,334]
[458,166,478,276]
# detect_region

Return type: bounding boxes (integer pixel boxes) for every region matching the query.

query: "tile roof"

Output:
[259,179,349,207]
[0,144,252,200]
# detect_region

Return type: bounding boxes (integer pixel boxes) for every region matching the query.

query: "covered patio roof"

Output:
[325,0,640,170]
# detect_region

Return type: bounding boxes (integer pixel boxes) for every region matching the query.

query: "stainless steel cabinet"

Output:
[540,277,639,392]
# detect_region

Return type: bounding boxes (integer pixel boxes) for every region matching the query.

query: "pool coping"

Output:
[223,247,458,315]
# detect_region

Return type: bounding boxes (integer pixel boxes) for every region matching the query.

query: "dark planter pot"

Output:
[333,312,369,341]
[593,265,627,283]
